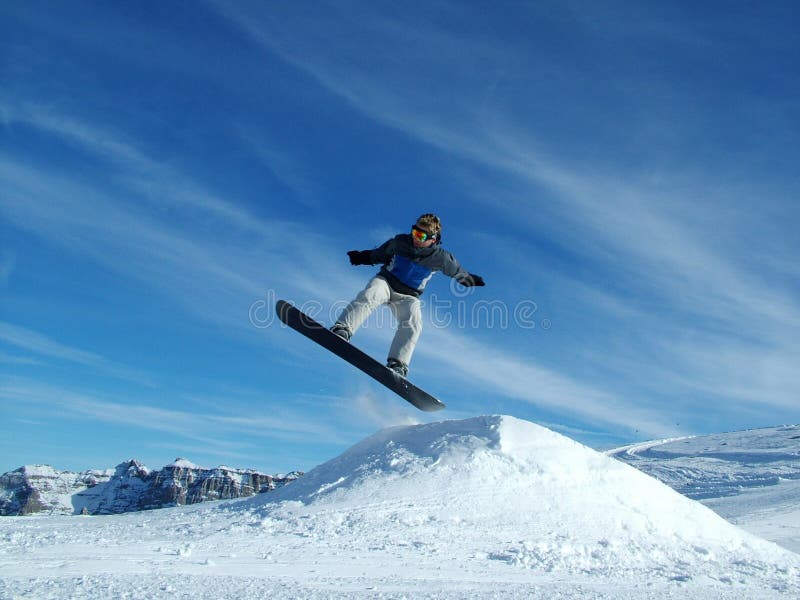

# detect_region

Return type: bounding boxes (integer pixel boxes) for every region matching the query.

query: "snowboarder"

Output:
[331,213,485,377]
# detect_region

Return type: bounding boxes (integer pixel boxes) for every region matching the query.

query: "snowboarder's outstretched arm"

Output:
[346,238,485,286]
[439,250,485,287]
[346,236,399,266]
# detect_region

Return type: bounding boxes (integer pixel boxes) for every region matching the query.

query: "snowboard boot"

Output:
[330,323,352,342]
[386,358,409,378]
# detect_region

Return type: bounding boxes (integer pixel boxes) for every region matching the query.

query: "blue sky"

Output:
[1,1,798,475]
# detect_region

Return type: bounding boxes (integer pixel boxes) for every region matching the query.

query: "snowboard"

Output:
[275,300,446,412]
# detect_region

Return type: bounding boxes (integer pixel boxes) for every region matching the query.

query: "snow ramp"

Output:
[240,415,799,595]
[2,415,798,599]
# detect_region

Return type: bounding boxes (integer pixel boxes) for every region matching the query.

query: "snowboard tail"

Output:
[275,300,445,412]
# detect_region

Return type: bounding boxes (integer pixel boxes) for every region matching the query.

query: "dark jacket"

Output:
[366,234,471,297]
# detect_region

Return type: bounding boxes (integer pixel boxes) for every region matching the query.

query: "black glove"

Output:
[459,273,485,287]
[347,250,373,266]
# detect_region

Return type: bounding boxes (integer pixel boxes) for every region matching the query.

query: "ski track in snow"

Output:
[1,416,799,599]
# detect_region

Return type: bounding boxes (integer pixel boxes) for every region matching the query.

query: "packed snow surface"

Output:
[1,416,798,599]
[608,424,800,554]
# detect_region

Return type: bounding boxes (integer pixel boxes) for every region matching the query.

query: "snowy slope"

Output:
[0,416,798,599]
[608,424,800,553]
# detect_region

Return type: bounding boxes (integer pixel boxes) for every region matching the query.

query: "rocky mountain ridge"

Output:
[0,459,302,516]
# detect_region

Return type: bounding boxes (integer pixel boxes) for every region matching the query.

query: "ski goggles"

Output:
[412,225,437,242]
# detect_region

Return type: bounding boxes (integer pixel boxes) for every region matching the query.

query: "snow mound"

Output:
[2,416,798,598]
[243,415,799,585]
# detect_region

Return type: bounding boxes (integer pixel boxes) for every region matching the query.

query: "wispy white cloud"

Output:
[233,122,321,206]
[0,322,156,386]
[214,3,799,313]
[209,412,351,446]
[3,3,797,451]
[0,321,101,364]
[0,99,278,239]
[0,102,441,454]
[0,377,355,450]
[263,33,798,343]
[0,101,366,337]
[0,351,43,366]
[143,441,255,465]
[418,326,677,439]
[215,4,800,429]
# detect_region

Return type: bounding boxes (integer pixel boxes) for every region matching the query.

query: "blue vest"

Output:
[385,254,435,293]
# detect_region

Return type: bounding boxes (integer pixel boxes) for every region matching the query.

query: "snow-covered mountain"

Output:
[608,424,800,554]
[1,415,797,599]
[0,464,113,515]
[0,459,302,516]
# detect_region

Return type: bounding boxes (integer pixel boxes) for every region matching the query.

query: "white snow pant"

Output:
[336,276,422,367]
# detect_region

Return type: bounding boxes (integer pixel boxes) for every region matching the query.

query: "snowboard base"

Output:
[276,300,445,412]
